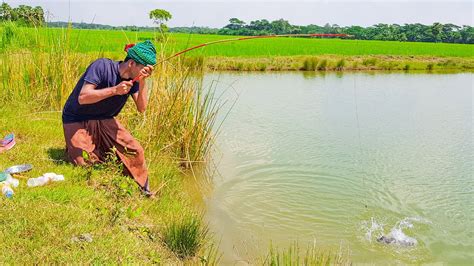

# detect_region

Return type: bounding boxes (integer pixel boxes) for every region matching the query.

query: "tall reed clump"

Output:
[335,58,346,71]
[262,242,350,266]
[0,23,90,109]
[317,59,328,70]
[123,56,220,169]
[302,57,318,71]
[162,212,209,259]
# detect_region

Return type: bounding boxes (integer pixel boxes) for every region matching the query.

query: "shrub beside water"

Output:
[162,213,209,259]
[317,59,328,70]
[335,59,346,70]
[302,57,318,71]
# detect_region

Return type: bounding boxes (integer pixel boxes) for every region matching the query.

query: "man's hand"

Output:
[114,80,133,95]
[138,65,154,80]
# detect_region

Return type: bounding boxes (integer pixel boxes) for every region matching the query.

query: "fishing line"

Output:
[353,75,367,210]
[130,33,350,83]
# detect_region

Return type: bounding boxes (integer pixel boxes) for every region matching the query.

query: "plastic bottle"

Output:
[50,174,65,182]
[27,173,65,187]
[2,184,14,198]
[5,174,19,188]
[27,176,49,187]
[44,173,65,182]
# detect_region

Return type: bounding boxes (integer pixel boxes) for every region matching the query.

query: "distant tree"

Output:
[149,9,172,32]
[323,23,333,33]
[0,2,13,21]
[430,22,444,42]
[32,6,44,26]
[270,19,293,34]
[344,25,366,39]
[459,25,474,44]
[0,3,44,26]
[224,18,246,30]
[442,23,461,43]
[248,19,271,33]
[300,24,325,34]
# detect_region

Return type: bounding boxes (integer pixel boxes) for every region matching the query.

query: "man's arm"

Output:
[132,79,148,113]
[78,81,132,105]
[132,65,154,113]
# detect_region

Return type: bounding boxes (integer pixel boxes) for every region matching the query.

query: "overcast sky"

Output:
[5,0,473,28]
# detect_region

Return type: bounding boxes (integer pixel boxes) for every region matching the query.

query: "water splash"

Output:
[362,217,431,247]
[363,217,385,242]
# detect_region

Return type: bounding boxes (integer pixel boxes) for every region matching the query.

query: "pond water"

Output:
[202,71,473,264]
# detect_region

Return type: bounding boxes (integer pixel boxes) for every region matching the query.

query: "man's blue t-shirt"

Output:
[62,58,139,123]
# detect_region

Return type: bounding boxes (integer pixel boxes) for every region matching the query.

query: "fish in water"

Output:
[364,217,428,247]
[377,228,418,247]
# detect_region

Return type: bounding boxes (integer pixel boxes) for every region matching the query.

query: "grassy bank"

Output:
[0,24,221,263]
[204,55,474,71]
[0,103,220,264]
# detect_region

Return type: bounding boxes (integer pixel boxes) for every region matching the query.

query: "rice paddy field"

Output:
[2,25,472,72]
[2,26,473,58]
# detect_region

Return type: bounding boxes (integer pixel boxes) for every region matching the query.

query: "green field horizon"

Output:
[2,26,473,58]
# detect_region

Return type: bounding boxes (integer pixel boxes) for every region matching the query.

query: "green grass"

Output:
[0,102,217,264]
[0,106,163,263]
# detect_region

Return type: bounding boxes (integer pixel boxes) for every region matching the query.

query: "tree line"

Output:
[1,2,472,44]
[218,18,473,44]
[45,21,156,32]
[0,2,44,26]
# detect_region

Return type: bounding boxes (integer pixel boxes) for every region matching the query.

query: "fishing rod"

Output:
[131,33,351,83]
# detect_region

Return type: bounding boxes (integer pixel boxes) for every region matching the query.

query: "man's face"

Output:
[129,60,145,79]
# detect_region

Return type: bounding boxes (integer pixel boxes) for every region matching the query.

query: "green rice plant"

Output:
[0,22,16,49]
[162,213,209,259]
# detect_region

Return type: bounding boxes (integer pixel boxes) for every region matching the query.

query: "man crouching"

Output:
[62,40,156,196]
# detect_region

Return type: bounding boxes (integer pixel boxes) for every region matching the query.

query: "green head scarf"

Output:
[125,40,156,66]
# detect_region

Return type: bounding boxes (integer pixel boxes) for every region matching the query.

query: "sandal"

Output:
[0,133,14,147]
[0,139,15,153]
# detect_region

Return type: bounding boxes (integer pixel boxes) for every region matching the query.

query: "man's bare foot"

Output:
[143,189,157,199]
